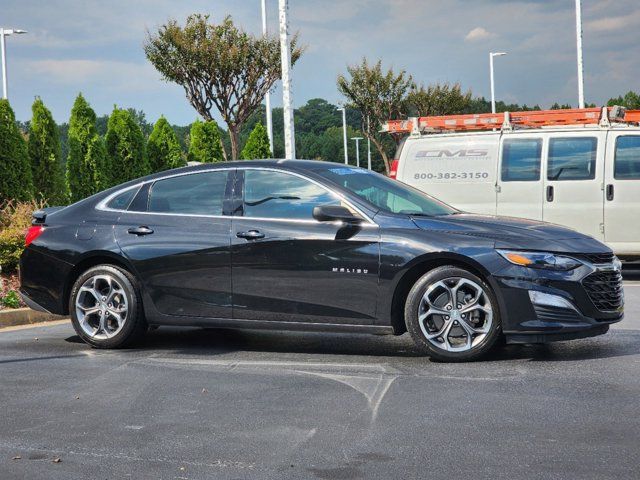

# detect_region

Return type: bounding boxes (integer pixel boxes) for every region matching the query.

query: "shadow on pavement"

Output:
[63,324,640,364]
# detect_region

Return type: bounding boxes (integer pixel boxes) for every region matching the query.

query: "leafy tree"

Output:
[66,94,104,202]
[407,83,472,116]
[0,99,33,203]
[144,14,304,160]
[550,102,573,110]
[320,125,360,164]
[28,98,67,204]
[105,107,149,186]
[337,58,413,174]
[147,116,184,172]
[241,122,271,159]
[607,91,640,109]
[188,119,224,163]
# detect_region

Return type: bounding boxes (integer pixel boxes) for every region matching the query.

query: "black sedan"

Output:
[19,160,624,361]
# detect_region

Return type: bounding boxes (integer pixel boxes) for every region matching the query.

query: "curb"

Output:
[0,308,66,329]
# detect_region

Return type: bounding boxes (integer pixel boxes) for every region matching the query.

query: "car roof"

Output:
[173,159,344,173]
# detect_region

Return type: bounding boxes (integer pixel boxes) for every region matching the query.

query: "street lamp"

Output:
[260,0,274,154]
[575,0,585,108]
[489,51,507,114]
[278,0,295,159]
[338,106,348,164]
[0,28,27,100]
[366,116,372,170]
[351,137,363,168]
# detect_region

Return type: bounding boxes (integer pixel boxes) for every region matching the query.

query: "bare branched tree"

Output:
[145,14,303,160]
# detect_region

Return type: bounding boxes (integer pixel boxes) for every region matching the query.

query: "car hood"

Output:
[411,213,609,253]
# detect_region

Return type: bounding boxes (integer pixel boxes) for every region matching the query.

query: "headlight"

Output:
[497,250,583,271]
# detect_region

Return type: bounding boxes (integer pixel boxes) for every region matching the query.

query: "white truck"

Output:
[387,107,640,259]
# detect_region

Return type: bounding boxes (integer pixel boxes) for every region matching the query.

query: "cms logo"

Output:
[416,149,488,158]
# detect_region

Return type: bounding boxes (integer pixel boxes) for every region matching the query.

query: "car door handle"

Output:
[606,184,615,201]
[546,185,554,202]
[236,230,265,240]
[128,226,154,236]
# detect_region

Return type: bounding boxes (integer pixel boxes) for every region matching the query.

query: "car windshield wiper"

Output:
[245,195,300,207]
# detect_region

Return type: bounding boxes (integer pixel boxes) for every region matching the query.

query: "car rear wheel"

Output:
[405,266,501,362]
[69,265,146,348]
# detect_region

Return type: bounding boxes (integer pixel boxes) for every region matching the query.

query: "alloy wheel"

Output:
[75,274,128,340]
[418,277,493,352]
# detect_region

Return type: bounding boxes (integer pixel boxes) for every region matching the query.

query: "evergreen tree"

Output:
[241,122,271,159]
[105,107,149,186]
[66,93,103,202]
[0,99,34,203]
[147,116,184,172]
[188,119,224,163]
[28,98,67,204]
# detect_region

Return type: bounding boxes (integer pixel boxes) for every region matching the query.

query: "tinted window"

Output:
[615,136,640,179]
[548,137,597,181]
[317,167,457,216]
[501,139,541,181]
[243,170,340,220]
[107,186,138,210]
[149,171,228,215]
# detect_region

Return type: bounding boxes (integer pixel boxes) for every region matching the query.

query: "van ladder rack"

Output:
[382,106,640,135]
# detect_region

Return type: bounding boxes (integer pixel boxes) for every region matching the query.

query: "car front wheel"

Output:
[405,266,501,362]
[69,265,146,348]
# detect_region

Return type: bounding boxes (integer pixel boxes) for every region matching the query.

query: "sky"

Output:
[3,0,639,125]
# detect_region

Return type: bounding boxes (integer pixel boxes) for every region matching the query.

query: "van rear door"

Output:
[604,132,640,256]
[542,132,605,241]
[399,133,499,215]
[496,135,544,220]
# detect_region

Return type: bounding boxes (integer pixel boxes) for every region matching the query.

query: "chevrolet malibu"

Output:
[19,160,624,361]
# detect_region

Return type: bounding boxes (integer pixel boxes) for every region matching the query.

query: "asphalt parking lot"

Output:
[2,275,640,480]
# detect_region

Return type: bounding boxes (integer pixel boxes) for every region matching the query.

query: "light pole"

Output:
[0,28,27,100]
[278,0,295,159]
[489,52,507,114]
[338,106,348,164]
[351,137,363,168]
[366,116,371,170]
[261,0,274,155]
[575,0,585,108]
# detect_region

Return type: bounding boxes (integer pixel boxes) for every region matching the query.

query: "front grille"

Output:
[582,270,624,311]
[576,252,615,264]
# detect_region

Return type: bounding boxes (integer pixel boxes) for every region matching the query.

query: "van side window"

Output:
[501,139,541,181]
[614,136,640,180]
[548,137,597,181]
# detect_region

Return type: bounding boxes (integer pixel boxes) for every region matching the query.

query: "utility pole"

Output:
[278,0,295,159]
[261,0,274,155]
[338,107,348,164]
[351,137,363,168]
[575,0,585,108]
[0,28,27,100]
[366,117,371,170]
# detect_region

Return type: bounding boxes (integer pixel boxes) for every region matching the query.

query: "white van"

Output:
[391,120,640,259]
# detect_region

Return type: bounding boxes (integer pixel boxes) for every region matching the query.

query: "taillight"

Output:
[389,159,399,179]
[25,226,45,246]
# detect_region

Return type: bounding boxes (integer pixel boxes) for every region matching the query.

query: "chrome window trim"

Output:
[95,165,378,226]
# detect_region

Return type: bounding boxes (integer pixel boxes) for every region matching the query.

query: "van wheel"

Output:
[69,265,146,348]
[405,266,501,362]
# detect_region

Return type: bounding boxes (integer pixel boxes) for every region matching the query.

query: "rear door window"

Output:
[548,137,597,180]
[148,171,229,215]
[501,139,542,181]
[614,135,640,179]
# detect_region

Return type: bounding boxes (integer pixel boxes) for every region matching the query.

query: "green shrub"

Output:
[28,98,68,205]
[188,119,224,163]
[105,107,149,186]
[148,116,185,171]
[0,200,44,274]
[0,99,34,203]
[241,122,271,160]
[1,290,20,309]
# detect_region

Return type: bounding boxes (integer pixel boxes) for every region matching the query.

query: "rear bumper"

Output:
[19,289,53,314]
[19,246,72,315]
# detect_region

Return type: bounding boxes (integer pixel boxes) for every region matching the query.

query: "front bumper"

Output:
[492,259,623,344]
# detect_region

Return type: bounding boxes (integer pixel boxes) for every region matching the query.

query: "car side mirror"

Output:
[313,205,362,224]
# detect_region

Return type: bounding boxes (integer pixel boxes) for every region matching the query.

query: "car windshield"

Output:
[317,167,458,216]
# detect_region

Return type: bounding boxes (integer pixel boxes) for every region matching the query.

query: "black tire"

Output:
[405,266,501,362]
[69,265,147,348]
